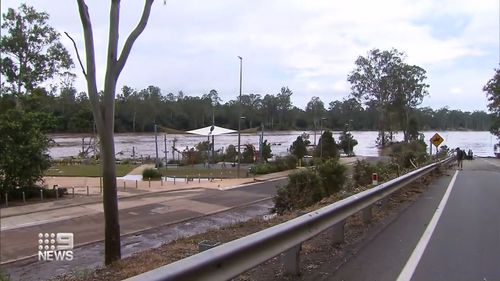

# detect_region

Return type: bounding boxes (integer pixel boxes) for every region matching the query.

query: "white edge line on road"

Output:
[396,170,459,281]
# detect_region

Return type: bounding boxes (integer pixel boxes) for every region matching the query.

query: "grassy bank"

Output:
[45,164,138,177]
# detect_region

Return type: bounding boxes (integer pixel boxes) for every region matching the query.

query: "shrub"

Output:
[250,155,297,175]
[389,140,428,168]
[272,169,324,215]
[353,160,400,187]
[316,159,347,195]
[353,160,377,186]
[142,168,162,179]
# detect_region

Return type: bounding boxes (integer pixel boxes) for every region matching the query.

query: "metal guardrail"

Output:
[125,156,454,281]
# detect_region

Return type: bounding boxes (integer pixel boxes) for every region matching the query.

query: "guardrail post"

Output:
[331,220,346,244]
[283,244,301,276]
[362,207,372,224]
[380,197,390,209]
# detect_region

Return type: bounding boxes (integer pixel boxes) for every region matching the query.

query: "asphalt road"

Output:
[330,158,500,281]
[0,178,286,264]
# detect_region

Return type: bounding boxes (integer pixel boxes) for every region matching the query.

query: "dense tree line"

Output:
[0,86,491,133]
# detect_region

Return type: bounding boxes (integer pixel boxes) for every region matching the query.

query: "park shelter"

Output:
[187,125,237,162]
[186,125,236,136]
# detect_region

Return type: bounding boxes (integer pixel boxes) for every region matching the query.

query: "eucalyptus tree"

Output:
[0,4,73,98]
[348,48,428,145]
[483,68,500,139]
[75,0,157,264]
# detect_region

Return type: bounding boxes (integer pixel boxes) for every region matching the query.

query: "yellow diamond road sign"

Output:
[431,133,444,147]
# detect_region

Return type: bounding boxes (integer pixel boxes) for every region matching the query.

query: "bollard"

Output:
[40,189,43,201]
[148,178,151,188]
[87,186,90,196]
[100,176,102,189]
[331,220,345,244]
[4,193,8,207]
[362,206,372,224]
[220,172,223,181]
[100,185,102,194]
[72,187,75,197]
[135,180,138,189]
[56,187,59,200]
[199,174,201,183]
[22,191,26,204]
[372,173,379,186]
[283,244,301,276]
[161,177,163,186]
[174,176,176,185]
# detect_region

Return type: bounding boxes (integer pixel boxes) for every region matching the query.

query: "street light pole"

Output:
[154,123,159,168]
[237,56,243,178]
[320,117,327,159]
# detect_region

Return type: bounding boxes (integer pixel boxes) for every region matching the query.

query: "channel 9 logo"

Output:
[37,232,74,261]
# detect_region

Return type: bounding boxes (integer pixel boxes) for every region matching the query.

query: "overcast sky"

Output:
[1,0,498,111]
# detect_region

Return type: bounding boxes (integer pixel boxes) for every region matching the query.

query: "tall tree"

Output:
[483,68,500,139]
[0,4,74,97]
[306,96,326,130]
[75,0,155,265]
[348,48,428,145]
[389,63,429,141]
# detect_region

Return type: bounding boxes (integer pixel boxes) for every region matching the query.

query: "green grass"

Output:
[161,167,250,178]
[45,164,138,177]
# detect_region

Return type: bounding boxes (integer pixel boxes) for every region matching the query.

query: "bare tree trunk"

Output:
[76,0,154,265]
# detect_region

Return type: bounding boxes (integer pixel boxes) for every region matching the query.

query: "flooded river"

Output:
[49,130,496,160]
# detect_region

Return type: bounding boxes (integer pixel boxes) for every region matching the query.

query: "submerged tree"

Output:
[348,48,428,146]
[74,0,156,265]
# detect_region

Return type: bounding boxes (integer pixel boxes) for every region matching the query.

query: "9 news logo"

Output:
[37,232,74,261]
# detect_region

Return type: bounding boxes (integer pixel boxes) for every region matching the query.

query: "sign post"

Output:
[430,133,444,156]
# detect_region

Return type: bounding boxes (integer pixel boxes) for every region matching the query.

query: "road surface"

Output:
[0,179,286,264]
[329,157,500,281]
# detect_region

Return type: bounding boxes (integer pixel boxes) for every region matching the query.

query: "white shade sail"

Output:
[186,125,236,136]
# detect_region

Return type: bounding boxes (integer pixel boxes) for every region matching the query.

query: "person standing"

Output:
[455,147,464,170]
